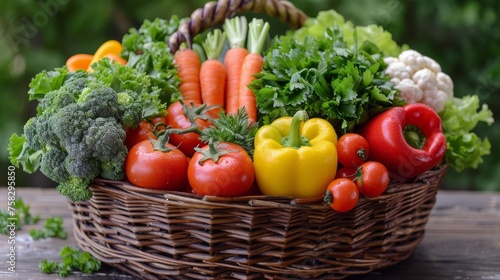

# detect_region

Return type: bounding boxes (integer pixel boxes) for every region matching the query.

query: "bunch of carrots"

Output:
[65,17,269,123]
[174,17,270,123]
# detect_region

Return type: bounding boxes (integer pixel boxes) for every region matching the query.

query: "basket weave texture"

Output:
[68,0,449,279]
[69,163,448,280]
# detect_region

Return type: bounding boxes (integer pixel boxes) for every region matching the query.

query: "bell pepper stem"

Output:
[282,110,311,149]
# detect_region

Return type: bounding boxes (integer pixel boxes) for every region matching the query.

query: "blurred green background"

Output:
[1,0,499,191]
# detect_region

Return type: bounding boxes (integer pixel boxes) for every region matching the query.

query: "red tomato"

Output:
[125,139,188,190]
[335,166,357,180]
[124,117,166,151]
[355,161,390,198]
[324,178,359,212]
[337,133,369,167]
[188,142,255,197]
[166,101,216,157]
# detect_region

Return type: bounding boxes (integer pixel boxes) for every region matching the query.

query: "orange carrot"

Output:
[174,48,203,105]
[66,54,93,72]
[239,18,270,123]
[200,29,227,114]
[223,16,249,115]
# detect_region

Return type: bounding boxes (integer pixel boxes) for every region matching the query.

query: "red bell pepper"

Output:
[359,103,446,181]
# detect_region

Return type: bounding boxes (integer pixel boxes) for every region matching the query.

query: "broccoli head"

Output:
[117,90,142,129]
[85,117,127,161]
[63,70,94,94]
[50,104,93,151]
[24,117,43,151]
[25,84,131,202]
[56,177,93,202]
[40,146,69,183]
[39,113,128,201]
[10,61,170,202]
[38,86,76,116]
[65,153,100,180]
[77,82,121,119]
[99,148,127,181]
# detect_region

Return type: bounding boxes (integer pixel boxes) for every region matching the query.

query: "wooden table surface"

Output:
[1,187,500,280]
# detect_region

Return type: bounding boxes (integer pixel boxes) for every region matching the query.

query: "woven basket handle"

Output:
[168,0,308,53]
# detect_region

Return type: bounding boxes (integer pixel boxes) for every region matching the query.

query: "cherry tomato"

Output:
[324,178,359,212]
[337,133,369,167]
[124,117,166,151]
[335,166,357,180]
[125,139,188,190]
[166,101,216,157]
[355,161,390,198]
[188,142,254,197]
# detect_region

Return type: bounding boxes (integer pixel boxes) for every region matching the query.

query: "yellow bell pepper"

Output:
[66,40,126,72]
[254,110,338,197]
[87,40,124,71]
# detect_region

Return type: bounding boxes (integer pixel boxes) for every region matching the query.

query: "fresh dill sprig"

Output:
[200,108,258,158]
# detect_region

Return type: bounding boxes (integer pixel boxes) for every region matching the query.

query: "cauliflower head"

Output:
[384,49,454,112]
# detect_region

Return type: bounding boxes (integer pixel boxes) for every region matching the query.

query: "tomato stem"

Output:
[194,141,234,165]
[151,122,168,138]
[356,148,368,161]
[152,126,201,152]
[323,190,334,205]
[180,100,219,126]
[354,167,363,188]
[151,130,176,152]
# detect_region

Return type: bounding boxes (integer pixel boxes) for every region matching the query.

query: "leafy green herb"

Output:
[7,132,43,174]
[39,246,101,277]
[0,198,40,234]
[200,108,258,158]
[293,9,406,57]
[39,259,59,274]
[122,16,183,105]
[121,17,181,56]
[252,27,403,132]
[30,216,67,240]
[440,95,494,171]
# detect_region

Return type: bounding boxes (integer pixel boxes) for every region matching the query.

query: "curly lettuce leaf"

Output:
[121,17,181,56]
[440,95,494,132]
[121,17,182,105]
[28,67,69,101]
[90,59,166,118]
[91,58,151,94]
[445,133,491,172]
[8,133,42,174]
[293,10,405,57]
[440,95,494,171]
[126,41,181,104]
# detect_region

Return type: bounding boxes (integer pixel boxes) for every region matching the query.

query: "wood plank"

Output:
[0,187,133,279]
[0,187,499,279]
[349,190,500,280]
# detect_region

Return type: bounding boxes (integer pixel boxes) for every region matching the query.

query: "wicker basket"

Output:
[68,0,449,279]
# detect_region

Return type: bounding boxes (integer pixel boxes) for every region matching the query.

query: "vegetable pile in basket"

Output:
[8,10,494,212]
